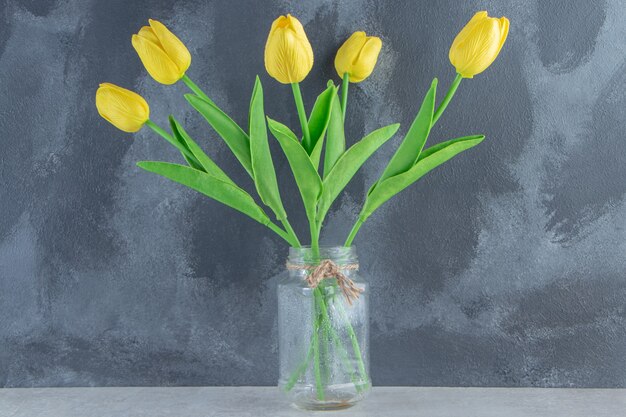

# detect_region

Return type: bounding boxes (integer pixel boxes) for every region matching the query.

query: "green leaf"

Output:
[169,116,232,183]
[307,82,336,169]
[316,123,400,223]
[360,135,485,220]
[323,90,345,178]
[377,78,437,184]
[149,119,202,170]
[305,82,335,154]
[185,94,253,177]
[249,77,287,221]
[137,161,271,226]
[267,117,322,220]
[180,150,204,171]
[169,126,204,171]
[309,131,325,172]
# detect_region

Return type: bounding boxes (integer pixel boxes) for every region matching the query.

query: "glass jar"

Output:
[277,246,370,410]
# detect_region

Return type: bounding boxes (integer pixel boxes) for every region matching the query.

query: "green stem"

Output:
[284,286,366,394]
[180,74,215,105]
[344,218,364,247]
[319,287,363,392]
[432,73,462,125]
[340,73,349,122]
[309,216,323,400]
[335,298,368,386]
[315,289,330,388]
[311,290,324,400]
[309,217,320,255]
[284,338,314,392]
[266,221,299,247]
[280,219,301,248]
[318,297,330,386]
[285,287,365,394]
[291,83,311,146]
[284,294,363,393]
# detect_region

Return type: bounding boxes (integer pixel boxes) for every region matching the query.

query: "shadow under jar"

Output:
[277,246,370,410]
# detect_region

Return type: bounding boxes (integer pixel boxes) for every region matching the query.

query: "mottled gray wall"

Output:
[1,0,625,388]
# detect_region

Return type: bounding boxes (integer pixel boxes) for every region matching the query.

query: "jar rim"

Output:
[288,246,357,264]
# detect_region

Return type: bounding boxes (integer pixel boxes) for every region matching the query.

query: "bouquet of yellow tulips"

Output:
[96,11,508,408]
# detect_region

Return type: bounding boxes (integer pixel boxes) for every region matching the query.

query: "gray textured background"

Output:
[1,0,625,388]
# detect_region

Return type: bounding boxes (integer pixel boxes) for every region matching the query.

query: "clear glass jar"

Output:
[277,246,370,410]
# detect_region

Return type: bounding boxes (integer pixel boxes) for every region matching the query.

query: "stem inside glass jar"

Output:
[283,280,369,397]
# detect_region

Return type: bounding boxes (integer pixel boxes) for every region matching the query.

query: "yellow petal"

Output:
[334,31,381,82]
[148,19,191,74]
[285,15,314,79]
[132,34,182,84]
[96,83,149,133]
[497,17,510,55]
[137,26,160,46]
[334,32,366,77]
[282,15,305,39]
[464,11,489,32]
[449,11,509,78]
[348,36,382,82]
[264,15,313,84]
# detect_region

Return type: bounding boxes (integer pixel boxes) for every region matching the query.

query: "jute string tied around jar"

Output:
[286,259,363,305]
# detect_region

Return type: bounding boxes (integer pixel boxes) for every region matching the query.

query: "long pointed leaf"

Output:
[137,161,271,225]
[377,78,437,184]
[249,77,287,220]
[267,118,322,220]
[316,123,400,223]
[151,119,202,170]
[309,130,326,172]
[305,82,336,165]
[185,94,253,177]
[323,90,345,178]
[169,116,232,183]
[180,149,204,171]
[169,126,204,171]
[360,135,485,220]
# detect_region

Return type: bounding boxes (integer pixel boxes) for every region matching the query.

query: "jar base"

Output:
[294,399,356,411]
[283,382,370,411]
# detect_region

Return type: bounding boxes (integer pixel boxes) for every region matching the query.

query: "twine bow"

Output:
[286,259,363,305]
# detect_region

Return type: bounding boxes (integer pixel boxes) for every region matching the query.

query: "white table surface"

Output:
[1,387,625,417]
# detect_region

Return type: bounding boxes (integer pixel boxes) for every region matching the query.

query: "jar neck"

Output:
[288,246,358,265]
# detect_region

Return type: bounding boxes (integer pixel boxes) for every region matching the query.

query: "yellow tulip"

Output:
[264,14,314,84]
[95,83,150,132]
[334,31,382,83]
[132,19,191,85]
[449,11,509,78]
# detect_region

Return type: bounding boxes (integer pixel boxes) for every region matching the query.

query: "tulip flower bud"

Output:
[95,83,150,132]
[264,14,314,84]
[449,11,509,78]
[334,31,382,83]
[132,19,191,85]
